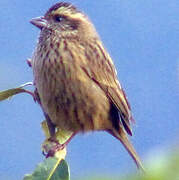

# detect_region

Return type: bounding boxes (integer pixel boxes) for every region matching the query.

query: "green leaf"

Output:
[23,158,70,180]
[41,120,73,144]
[50,160,70,180]
[0,82,33,101]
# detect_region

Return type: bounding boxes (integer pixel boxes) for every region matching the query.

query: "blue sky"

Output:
[0,0,179,179]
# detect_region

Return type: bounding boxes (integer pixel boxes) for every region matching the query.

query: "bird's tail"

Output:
[107,129,145,171]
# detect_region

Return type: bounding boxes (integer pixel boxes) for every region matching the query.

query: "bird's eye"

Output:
[54,15,64,22]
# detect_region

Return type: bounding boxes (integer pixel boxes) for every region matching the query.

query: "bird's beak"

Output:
[30,16,48,29]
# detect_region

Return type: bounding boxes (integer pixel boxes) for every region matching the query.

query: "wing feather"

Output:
[80,40,133,135]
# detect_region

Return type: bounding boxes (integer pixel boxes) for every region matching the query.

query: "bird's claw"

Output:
[27,58,32,67]
[42,138,66,158]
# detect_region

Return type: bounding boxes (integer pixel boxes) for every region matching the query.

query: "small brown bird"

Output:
[30,2,143,169]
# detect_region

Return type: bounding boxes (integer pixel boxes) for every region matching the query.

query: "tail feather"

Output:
[107,129,145,171]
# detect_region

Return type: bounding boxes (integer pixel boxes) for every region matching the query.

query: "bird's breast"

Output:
[32,39,113,132]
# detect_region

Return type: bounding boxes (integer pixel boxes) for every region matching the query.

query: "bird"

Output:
[30,2,143,170]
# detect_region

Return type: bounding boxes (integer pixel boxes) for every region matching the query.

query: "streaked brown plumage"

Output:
[30,2,143,169]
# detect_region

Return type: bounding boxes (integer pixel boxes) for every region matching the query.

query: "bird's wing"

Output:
[80,40,133,135]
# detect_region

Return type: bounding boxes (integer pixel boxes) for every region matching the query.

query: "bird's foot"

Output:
[42,138,66,158]
[26,58,32,67]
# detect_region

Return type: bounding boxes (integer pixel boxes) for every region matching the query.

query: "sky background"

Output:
[0,0,179,179]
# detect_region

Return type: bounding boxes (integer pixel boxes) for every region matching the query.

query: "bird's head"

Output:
[30,2,98,39]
